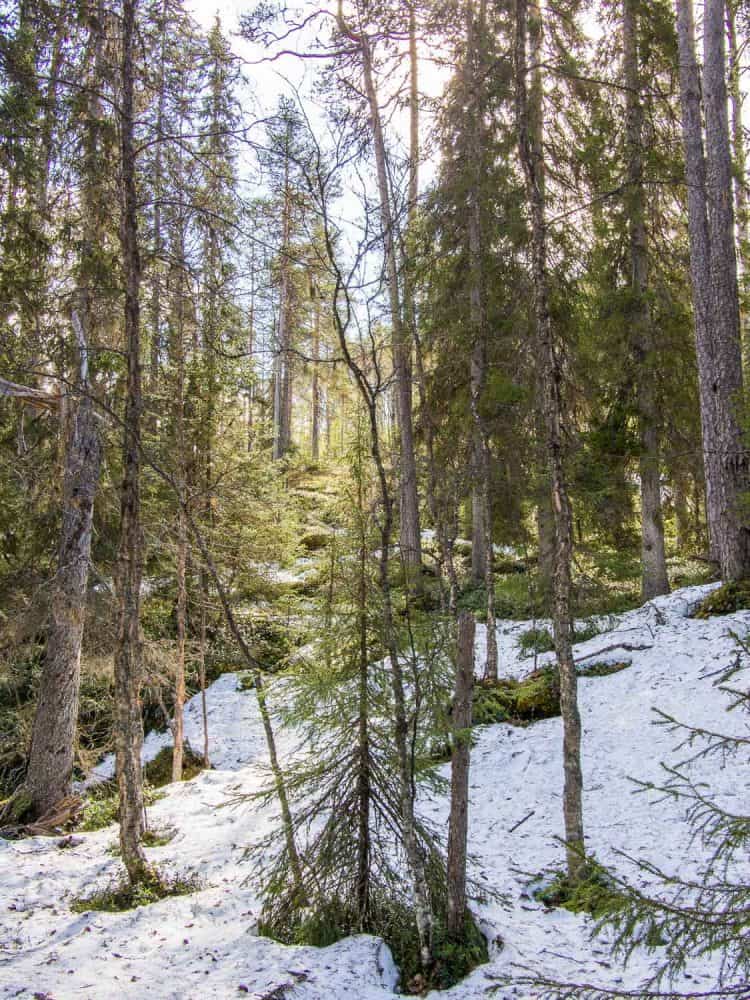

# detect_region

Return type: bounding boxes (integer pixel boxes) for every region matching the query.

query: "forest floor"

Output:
[1,582,748,998]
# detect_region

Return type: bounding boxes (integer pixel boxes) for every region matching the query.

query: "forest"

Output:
[1,0,750,996]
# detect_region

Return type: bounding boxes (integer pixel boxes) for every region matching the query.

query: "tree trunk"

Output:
[23,1,105,819]
[704,0,750,580]
[726,0,750,374]
[676,0,750,581]
[311,279,321,461]
[273,147,293,461]
[339,4,422,577]
[115,0,149,883]
[25,324,102,817]
[446,610,474,940]
[516,0,585,881]
[623,0,670,600]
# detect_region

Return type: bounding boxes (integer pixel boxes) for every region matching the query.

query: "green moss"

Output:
[473,669,560,727]
[259,892,488,993]
[534,868,626,919]
[517,620,601,658]
[71,870,201,912]
[577,660,630,678]
[143,745,206,788]
[0,788,33,825]
[694,580,750,618]
[78,783,165,832]
[299,529,332,552]
[428,912,490,991]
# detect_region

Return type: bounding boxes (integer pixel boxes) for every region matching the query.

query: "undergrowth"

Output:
[71,870,202,912]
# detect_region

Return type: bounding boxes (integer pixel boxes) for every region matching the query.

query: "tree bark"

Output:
[623,0,670,600]
[676,0,750,581]
[446,610,474,940]
[311,278,321,461]
[24,321,102,817]
[115,0,149,883]
[516,0,585,880]
[338,3,422,577]
[726,0,750,374]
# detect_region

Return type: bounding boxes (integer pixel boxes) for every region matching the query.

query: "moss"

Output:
[71,870,201,912]
[0,788,33,825]
[428,912,490,992]
[578,660,629,678]
[473,669,560,727]
[143,745,206,788]
[299,529,332,552]
[517,620,601,658]
[694,580,750,618]
[78,783,165,832]
[534,868,626,919]
[259,892,488,993]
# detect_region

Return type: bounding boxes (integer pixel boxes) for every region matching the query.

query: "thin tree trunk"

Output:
[355,423,371,927]
[447,610,474,940]
[338,3,422,578]
[311,279,321,461]
[466,0,497,680]
[516,0,585,881]
[727,0,750,374]
[623,0,669,600]
[273,145,293,460]
[115,0,149,883]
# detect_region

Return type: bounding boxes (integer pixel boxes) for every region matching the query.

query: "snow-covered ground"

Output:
[2,583,749,999]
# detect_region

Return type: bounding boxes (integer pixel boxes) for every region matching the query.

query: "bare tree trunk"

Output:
[704,0,750,580]
[198,566,210,767]
[115,0,149,883]
[727,0,750,374]
[446,610,474,940]
[311,279,321,461]
[24,324,102,817]
[273,147,294,461]
[623,0,669,600]
[338,3,422,577]
[23,2,105,819]
[516,0,585,881]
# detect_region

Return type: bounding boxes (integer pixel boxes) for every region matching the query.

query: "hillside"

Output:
[2,583,747,999]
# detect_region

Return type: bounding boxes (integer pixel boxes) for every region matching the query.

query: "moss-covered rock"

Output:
[299,529,332,552]
[694,580,750,618]
[473,669,560,726]
[143,745,206,788]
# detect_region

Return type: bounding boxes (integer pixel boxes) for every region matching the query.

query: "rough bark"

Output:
[446,610,475,940]
[516,0,585,880]
[24,320,102,817]
[704,0,750,579]
[115,0,149,883]
[623,0,669,600]
[727,0,750,373]
[676,0,750,580]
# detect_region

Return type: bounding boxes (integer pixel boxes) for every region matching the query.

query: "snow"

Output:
[2,583,749,998]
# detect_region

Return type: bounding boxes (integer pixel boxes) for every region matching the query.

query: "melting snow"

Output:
[2,583,748,998]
